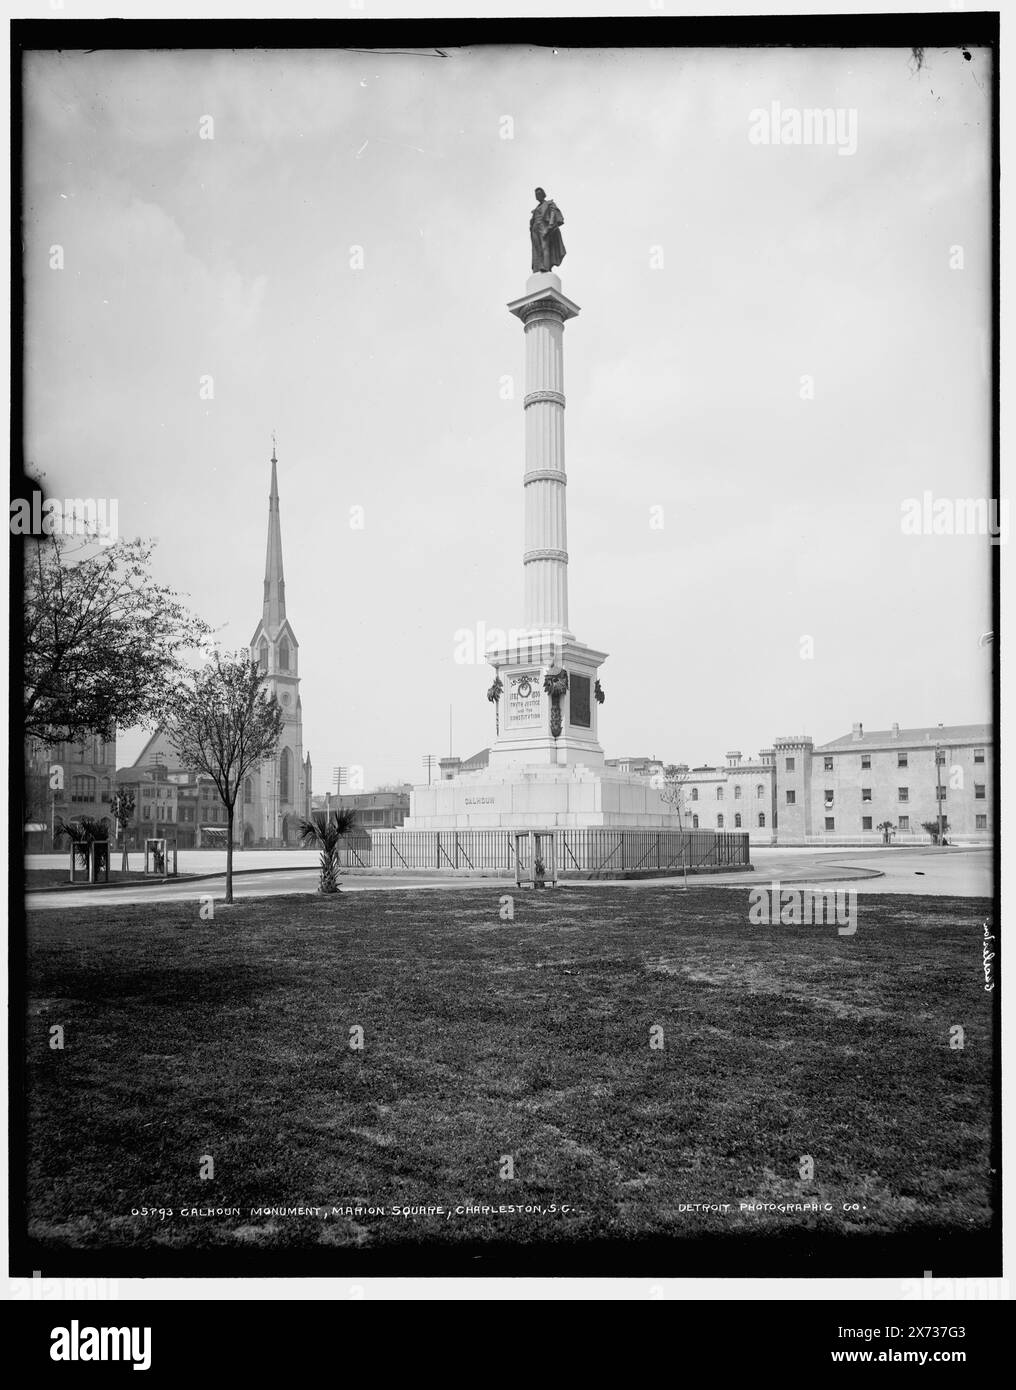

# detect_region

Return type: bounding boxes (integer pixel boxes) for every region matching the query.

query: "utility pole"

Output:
[421,754,436,787]
[935,743,946,847]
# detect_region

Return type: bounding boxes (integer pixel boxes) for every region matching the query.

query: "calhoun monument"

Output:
[406,192,684,829]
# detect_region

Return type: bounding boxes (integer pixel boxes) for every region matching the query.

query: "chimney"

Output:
[726,750,742,767]
[891,722,899,739]
[851,722,863,742]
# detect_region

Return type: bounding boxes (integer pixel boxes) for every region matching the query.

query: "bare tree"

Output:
[658,763,689,830]
[166,652,284,904]
[24,534,211,745]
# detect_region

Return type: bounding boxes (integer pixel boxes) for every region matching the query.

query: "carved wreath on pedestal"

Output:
[543,667,569,739]
[594,679,605,705]
[486,675,503,734]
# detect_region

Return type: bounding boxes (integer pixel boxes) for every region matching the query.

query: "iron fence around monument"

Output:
[347,827,749,876]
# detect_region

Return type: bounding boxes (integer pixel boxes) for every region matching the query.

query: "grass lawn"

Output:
[20,886,996,1276]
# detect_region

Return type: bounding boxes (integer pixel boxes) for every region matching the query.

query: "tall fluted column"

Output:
[508,275,580,636]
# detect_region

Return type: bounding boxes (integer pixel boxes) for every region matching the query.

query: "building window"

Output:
[861,755,871,769]
[716,814,724,829]
[244,777,253,805]
[691,787,698,801]
[758,813,765,828]
[279,748,292,804]
[734,813,741,828]
[278,637,290,672]
[862,816,872,830]
[716,786,724,800]
[785,757,795,772]
[71,775,95,803]
[974,748,985,763]
[94,740,106,765]
[823,756,833,771]
[786,790,796,804]
[898,753,908,767]
[976,815,987,830]
[898,787,909,802]
[975,784,985,799]
[692,815,699,830]
[861,788,872,802]
[259,640,269,673]
[825,817,835,831]
[824,789,834,804]
[100,778,111,803]
[898,815,910,830]
[734,785,741,799]
[936,786,947,800]
[757,784,764,798]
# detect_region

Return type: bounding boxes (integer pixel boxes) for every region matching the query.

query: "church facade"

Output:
[125,446,312,848]
[240,444,312,846]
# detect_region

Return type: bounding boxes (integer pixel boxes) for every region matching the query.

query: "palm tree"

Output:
[299,809,357,894]
[55,815,110,874]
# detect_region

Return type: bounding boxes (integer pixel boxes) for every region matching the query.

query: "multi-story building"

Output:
[788,722,992,844]
[604,754,665,779]
[114,762,230,850]
[616,722,992,846]
[24,734,117,850]
[438,748,491,780]
[315,787,412,830]
[682,749,778,843]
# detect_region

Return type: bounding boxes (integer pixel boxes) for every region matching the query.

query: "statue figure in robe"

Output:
[530,187,566,273]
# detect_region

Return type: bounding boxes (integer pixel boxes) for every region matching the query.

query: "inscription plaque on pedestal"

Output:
[569,672,591,728]
[505,670,542,727]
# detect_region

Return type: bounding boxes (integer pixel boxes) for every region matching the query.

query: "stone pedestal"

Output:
[406,762,686,830]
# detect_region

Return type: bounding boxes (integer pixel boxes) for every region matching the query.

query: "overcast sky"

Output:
[24,43,993,790]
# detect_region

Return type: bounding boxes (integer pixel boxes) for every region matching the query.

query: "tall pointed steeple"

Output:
[262,435,286,633]
[246,436,310,847]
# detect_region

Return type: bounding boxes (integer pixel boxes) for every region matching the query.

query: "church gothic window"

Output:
[259,641,269,673]
[244,777,253,805]
[278,638,290,672]
[280,748,292,804]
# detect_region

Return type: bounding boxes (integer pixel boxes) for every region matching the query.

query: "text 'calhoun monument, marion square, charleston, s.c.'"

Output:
[406,191,685,831]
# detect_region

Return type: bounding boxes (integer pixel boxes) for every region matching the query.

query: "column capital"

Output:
[508,284,581,324]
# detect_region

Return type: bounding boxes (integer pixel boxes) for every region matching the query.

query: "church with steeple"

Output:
[242,441,312,846]
[126,443,312,848]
